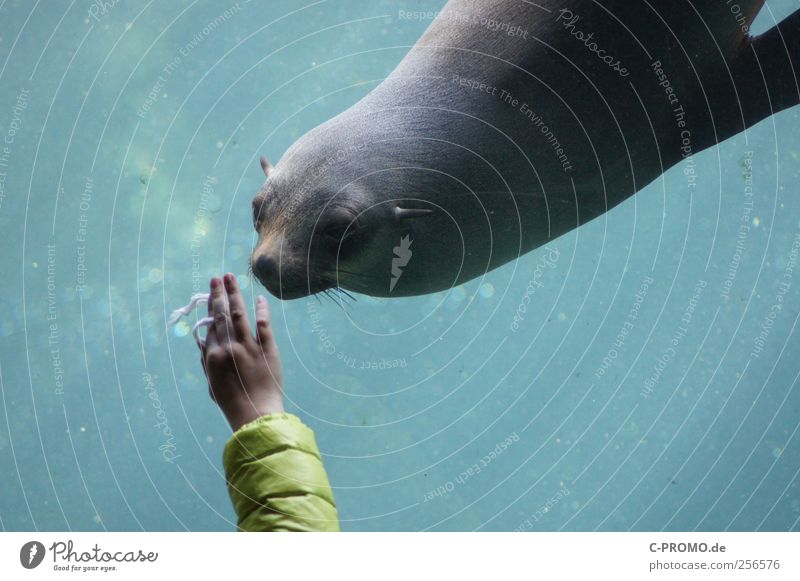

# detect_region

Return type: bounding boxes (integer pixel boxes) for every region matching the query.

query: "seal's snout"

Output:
[253,254,279,286]
[252,251,299,299]
[251,244,332,300]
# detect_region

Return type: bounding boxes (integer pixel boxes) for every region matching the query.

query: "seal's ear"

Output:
[394,206,432,220]
[260,155,274,178]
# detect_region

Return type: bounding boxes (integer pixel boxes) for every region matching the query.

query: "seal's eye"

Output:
[320,211,358,246]
[252,197,265,229]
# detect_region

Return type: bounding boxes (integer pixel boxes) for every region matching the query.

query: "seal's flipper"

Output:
[708,9,800,148]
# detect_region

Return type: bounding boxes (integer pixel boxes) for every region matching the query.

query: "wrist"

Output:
[224,397,284,432]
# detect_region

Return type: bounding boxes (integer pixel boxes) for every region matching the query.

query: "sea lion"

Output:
[250,0,800,299]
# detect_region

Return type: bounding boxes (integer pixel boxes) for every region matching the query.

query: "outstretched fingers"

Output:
[209,276,231,347]
[203,279,220,350]
[223,273,253,343]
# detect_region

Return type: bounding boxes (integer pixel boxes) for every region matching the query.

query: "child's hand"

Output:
[199,273,284,431]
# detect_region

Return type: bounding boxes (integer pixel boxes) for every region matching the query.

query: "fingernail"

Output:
[257,295,266,303]
[211,277,220,289]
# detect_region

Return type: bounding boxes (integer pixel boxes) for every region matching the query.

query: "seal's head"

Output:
[250,138,433,300]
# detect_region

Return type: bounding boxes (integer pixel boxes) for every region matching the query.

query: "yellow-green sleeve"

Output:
[222,412,340,532]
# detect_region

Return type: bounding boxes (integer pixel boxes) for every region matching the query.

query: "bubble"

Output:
[142,311,158,329]
[194,218,210,237]
[558,312,567,321]
[115,308,132,324]
[216,141,223,149]
[206,435,214,444]
[173,321,190,337]
[446,286,467,309]
[148,268,163,283]
[752,216,761,227]
[772,447,782,459]
[479,282,495,299]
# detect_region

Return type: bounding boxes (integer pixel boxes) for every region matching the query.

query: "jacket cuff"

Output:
[222,412,338,531]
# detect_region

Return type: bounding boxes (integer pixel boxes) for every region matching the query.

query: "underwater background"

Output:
[0,0,799,531]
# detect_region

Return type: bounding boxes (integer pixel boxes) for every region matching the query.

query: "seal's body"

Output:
[251,0,800,299]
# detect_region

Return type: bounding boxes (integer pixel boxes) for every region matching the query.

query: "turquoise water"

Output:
[1,0,799,531]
